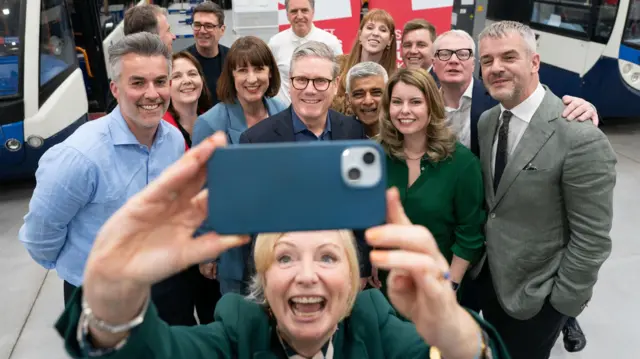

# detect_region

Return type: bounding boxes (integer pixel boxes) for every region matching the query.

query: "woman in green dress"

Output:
[54,133,508,359]
[376,68,486,295]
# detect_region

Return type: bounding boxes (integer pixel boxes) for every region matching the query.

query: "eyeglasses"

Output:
[290,76,334,91]
[192,22,221,31]
[435,48,473,61]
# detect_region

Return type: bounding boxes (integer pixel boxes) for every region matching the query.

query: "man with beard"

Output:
[345,61,387,138]
[432,29,598,352]
[19,33,190,324]
[186,1,229,108]
[476,21,615,359]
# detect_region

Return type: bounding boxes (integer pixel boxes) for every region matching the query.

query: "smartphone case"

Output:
[206,140,387,234]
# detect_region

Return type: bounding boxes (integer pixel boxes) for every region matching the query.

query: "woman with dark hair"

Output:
[192,35,285,297]
[163,51,213,149]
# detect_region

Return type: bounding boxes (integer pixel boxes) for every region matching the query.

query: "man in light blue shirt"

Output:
[19,33,184,311]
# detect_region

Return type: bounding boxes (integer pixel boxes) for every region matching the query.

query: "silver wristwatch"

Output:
[77,297,150,356]
[80,296,150,333]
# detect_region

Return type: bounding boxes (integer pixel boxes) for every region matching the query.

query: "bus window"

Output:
[530,1,591,38]
[0,0,23,98]
[487,0,533,23]
[623,0,640,49]
[39,0,77,105]
[594,0,619,43]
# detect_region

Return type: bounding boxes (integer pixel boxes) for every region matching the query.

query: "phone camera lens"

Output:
[363,152,375,165]
[348,168,361,180]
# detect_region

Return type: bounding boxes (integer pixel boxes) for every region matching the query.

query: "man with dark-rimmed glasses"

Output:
[239,41,372,287]
[187,1,229,107]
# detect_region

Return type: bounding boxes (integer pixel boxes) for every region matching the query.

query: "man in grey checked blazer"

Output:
[475,21,617,359]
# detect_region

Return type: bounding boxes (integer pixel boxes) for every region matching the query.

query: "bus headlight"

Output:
[26,136,44,149]
[5,138,22,152]
[623,63,632,74]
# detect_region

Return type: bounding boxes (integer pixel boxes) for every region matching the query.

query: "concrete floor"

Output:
[1,122,639,359]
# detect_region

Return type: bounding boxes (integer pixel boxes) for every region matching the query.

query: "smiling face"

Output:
[348,75,385,127]
[111,53,170,131]
[479,32,540,108]
[401,29,434,70]
[359,20,392,56]
[264,231,353,344]
[287,0,314,37]
[170,57,203,105]
[433,35,475,88]
[389,80,429,136]
[233,63,271,104]
[193,12,225,51]
[290,56,337,122]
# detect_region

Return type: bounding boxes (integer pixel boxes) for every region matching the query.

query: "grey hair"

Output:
[108,32,171,81]
[285,0,315,11]
[290,41,340,79]
[478,20,537,54]
[346,61,388,94]
[432,29,476,57]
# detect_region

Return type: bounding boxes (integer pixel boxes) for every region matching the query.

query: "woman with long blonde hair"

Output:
[331,9,397,115]
[377,68,486,297]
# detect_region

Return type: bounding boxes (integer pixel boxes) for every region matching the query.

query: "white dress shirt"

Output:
[491,83,546,176]
[268,26,343,106]
[444,78,474,148]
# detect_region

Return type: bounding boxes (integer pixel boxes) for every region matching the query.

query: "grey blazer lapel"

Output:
[493,93,558,207]
[481,107,501,207]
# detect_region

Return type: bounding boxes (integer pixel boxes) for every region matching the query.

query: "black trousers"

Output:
[63,266,220,326]
[479,265,568,359]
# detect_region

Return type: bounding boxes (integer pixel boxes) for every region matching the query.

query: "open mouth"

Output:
[360,108,377,114]
[407,56,422,62]
[398,118,416,125]
[301,99,321,104]
[245,85,260,93]
[180,87,196,93]
[289,296,326,318]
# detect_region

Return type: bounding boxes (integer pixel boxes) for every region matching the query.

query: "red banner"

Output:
[277,0,362,54]
[369,0,454,65]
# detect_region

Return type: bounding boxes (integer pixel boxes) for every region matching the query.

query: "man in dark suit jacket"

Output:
[240,40,372,285]
[432,29,599,353]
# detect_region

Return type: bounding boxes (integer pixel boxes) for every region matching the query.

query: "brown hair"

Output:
[402,18,437,43]
[192,1,225,25]
[337,9,397,102]
[123,4,166,35]
[167,51,213,121]
[216,36,281,104]
[378,68,456,162]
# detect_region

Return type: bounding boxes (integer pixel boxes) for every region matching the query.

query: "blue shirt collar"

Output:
[108,105,168,147]
[292,107,331,135]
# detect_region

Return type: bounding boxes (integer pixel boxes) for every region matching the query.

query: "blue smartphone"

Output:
[206,140,387,235]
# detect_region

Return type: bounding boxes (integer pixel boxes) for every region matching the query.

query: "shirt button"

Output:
[490,213,496,219]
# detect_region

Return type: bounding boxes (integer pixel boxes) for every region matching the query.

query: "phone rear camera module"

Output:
[348,167,361,180]
[362,151,375,165]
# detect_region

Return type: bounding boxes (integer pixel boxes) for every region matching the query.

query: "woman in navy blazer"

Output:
[192,36,286,297]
